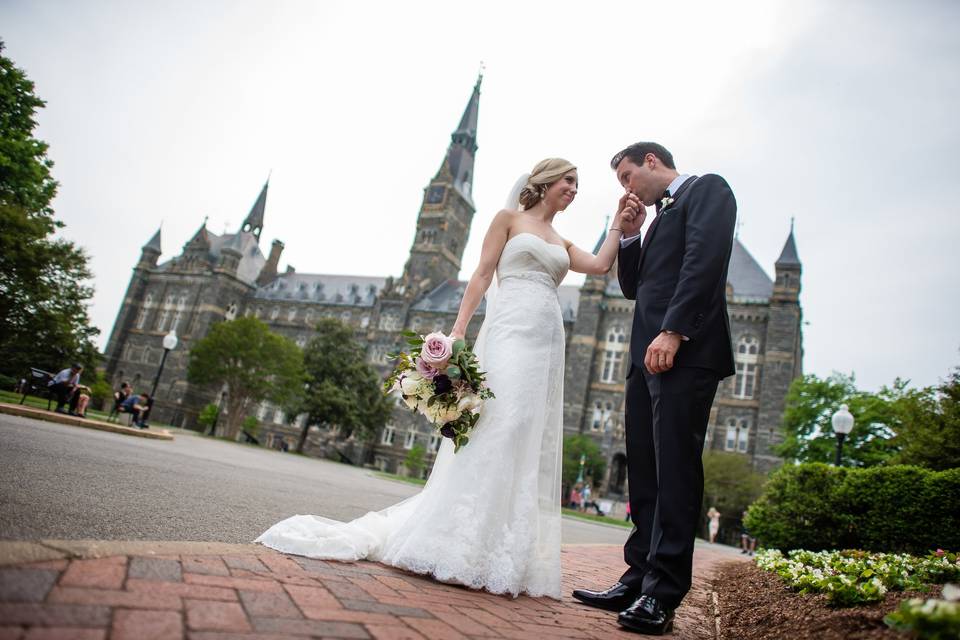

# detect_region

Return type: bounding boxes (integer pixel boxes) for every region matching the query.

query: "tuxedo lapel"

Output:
[637,176,699,272]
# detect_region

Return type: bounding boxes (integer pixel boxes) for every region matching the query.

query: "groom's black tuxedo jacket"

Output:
[618,174,737,378]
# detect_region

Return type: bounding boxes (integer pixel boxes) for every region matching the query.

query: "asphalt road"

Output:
[0,414,629,545]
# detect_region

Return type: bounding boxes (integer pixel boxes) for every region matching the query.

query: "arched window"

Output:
[734,335,760,399]
[724,417,751,453]
[381,425,396,446]
[270,307,280,320]
[170,296,186,332]
[591,401,603,431]
[601,327,627,383]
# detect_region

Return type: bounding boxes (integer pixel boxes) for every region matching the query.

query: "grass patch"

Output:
[374,471,427,486]
[0,389,181,430]
[561,508,632,528]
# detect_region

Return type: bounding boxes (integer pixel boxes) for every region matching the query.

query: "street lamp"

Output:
[149,330,179,400]
[831,403,855,466]
[576,453,586,485]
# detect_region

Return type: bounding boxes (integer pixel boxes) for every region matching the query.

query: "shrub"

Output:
[746,463,960,553]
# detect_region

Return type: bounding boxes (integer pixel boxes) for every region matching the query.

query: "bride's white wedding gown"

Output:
[256,232,569,599]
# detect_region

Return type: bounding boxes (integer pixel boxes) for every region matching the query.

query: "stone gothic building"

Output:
[104,75,802,497]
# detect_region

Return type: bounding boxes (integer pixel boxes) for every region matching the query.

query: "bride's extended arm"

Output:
[566,208,637,275]
[450,211,512,340]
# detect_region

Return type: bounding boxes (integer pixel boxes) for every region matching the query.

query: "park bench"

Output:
[18,368,55,410]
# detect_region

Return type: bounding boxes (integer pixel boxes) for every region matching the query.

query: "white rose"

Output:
[400,372,423,396]
[457,393,482,413]
[402,394,419,410]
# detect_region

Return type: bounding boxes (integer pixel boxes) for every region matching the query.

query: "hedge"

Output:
[744,463,960,553]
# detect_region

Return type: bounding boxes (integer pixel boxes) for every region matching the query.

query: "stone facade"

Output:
[103,75,803,495]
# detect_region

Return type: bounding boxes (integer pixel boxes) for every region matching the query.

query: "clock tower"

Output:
[401,74,482,294]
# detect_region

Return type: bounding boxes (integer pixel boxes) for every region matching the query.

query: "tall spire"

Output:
[143,225,162,253]
[241,178,269,242]
[776,219,801,267]
[442,73,482,204]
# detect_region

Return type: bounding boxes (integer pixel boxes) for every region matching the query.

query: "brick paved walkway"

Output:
[0,542,746,639]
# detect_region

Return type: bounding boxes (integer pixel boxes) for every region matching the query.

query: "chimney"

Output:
[257,239,284,286]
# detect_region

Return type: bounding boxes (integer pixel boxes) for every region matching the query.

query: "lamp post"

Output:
[149,330,179,400]
[831,403,855,466]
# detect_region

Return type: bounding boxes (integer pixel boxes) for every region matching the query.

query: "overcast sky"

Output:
[3,0,958,391]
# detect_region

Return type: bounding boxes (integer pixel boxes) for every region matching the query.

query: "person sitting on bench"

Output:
[118,392,150,428]
[47,364,83,415]
[107,382,132,421]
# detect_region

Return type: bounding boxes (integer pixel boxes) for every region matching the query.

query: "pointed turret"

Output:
[776,220,801,267]
[241,179,269,242]
[139,226,162,268]
[772,221,801,302]
[583,221,611,292]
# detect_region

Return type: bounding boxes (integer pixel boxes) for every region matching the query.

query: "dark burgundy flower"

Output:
[433,374,452,394]
[440,424,455,438]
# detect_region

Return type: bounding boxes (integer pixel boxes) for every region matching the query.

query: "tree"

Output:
[701,451,766,538]
[297,318,392,454]
[0,40,100,378]
[196,403,220,434]
[187,317,304,440]
[891,367,960,470]
[776,373,902,467]
[562,434,607,494]
[403,444,426,478]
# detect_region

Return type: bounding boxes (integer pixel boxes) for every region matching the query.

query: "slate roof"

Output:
[776,229,801,267]
[254,273,385,306]
[157,230,266,285]
[602,237,774,303]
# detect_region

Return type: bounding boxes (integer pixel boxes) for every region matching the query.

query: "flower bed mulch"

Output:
[714,559,928,639]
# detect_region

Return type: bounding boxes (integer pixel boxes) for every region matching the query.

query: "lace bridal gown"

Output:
[256,232,569,599]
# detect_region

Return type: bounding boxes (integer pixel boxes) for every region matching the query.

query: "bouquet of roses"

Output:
[384,330,494,453]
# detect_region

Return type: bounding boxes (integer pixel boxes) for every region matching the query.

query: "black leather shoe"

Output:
[618,595,675,635]
[572,582,640,612]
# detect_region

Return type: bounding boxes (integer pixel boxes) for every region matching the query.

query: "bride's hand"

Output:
[450,329,465,341]
[616,192,645,237]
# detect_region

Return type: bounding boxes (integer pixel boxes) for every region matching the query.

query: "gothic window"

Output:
[287,308,297,322]
[724,417,750,453]
[734,335,760,399]
[429,434,441,452]
[369,345,387,363]
[257,402,269,420]
[135,307,148,330]
[600,327,627,383]
[450,238,459,253]
[170,297,186,332]
[404,430,417,450]
[591,401,603,431]
[225,302,238,320]
[379,313,400,331]
[156,296,173,331]
[270,307,280,320]
[142,347,152,364]
[273,407,284,424]
[341,311,351,323]
[381,425,396,446]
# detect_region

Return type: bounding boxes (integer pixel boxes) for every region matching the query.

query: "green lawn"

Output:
[562,508,632,528]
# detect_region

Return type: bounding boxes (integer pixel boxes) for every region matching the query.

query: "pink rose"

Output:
[420,332,454,369]
[415,357,439,380]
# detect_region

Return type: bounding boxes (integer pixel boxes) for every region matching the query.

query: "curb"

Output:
[0,402,174,440]
[0,540,265,566]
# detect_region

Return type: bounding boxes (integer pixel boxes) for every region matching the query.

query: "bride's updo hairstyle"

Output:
[518,158,577,210]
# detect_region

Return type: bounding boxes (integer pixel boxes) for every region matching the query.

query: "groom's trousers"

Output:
[620,363,720,609]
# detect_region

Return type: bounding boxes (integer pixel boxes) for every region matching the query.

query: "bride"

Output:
[257,158,636,599]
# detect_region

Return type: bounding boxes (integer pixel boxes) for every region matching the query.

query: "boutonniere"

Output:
[660,196,675,211]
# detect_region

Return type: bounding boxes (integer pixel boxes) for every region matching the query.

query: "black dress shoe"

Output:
[572,582,639,612]
[618,595,675,635]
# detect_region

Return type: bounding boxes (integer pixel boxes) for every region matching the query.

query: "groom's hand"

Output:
[644,331,682,374]
[617,192,645,237]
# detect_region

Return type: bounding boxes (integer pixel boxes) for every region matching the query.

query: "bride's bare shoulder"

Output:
[490,209,520,231]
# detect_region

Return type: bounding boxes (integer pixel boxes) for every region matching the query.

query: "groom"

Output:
[573,142,736,635]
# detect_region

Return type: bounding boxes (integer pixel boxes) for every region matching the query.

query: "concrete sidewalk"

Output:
[0,403,173,441]
[0,540,746,639]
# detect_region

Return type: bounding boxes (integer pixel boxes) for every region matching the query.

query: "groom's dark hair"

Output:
[610,142,676,170]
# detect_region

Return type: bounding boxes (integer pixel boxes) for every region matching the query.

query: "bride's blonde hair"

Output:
[518,158,577,210]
